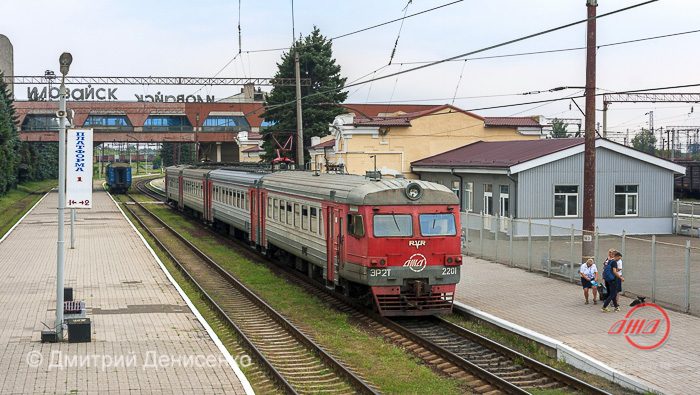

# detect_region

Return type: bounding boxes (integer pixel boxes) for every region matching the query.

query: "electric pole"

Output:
[582,0,597,263]
[294,51,304,168]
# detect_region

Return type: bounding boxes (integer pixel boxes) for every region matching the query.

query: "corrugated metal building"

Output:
[411,138,686,235]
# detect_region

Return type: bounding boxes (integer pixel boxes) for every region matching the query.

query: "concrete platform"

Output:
[456,257,699,395]
[0,189,251,394]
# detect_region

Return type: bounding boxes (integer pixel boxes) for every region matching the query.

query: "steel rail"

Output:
[136,179,611,394]
[121,196,295,394]
[122,193,377,395]
[433,314,611,395]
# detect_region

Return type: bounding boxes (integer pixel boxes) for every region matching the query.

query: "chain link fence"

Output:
[462,212,698,316]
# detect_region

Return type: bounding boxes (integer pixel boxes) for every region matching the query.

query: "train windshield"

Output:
[419,214,456,236]
[373,214,413,237]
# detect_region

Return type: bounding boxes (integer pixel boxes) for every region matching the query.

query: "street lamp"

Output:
[55,52,72,340]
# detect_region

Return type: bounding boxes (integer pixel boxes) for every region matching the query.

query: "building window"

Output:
[615,185,638,216]
[144,115,192,131]
[554,185,578,217]
[202,115,251,131]
[21,114,59,130]
[451,180,460,199]
[84,115,131,128]
[483,184,493,215]
[464,182,473,212]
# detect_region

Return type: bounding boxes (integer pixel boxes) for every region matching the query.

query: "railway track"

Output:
[130,177,610,394]
[118,189,377,395]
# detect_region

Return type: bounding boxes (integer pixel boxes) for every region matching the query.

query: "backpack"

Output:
[603,260,616,282]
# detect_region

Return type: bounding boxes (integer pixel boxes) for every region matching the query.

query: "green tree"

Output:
[550,118,569,138]
[160,143,195,166]
[0,72,20,194]
[262,27,347,164]
[631,128,657,154]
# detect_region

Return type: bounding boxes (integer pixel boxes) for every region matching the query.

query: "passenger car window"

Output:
[419,214,457,236]
[373,214,412,237]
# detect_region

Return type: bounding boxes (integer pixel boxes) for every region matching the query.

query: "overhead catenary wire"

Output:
[251,0,659,117]
[393,28,700,65]
[387,0,412,66]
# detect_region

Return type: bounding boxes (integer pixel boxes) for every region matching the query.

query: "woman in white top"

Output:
[579,258,599,305]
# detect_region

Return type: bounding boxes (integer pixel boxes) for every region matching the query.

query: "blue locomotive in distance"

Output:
[105,163,132,193]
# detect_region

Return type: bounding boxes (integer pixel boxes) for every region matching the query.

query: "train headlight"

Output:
[405,182,423,201]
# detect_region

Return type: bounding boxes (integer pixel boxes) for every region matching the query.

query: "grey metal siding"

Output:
[420,172,516,215]
[518,148,674,219]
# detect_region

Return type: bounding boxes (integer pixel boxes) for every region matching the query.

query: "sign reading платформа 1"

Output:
[66,129,93,209]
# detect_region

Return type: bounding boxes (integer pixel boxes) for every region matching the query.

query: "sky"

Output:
[2,0,700,145]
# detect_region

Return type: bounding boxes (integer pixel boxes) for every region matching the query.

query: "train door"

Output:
[178,174,184,210]
[259,190,267,248]
[249,188,257,244]
[326,206,343,287]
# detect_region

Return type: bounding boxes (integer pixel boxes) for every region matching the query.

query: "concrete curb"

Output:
[107,191,255,395]
[454,301,662,394]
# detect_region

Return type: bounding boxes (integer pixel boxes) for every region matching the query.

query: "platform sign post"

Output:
[66,129,93,209]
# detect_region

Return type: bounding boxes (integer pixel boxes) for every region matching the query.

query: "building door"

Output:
[483,184,493,230]
[499,185,510,232]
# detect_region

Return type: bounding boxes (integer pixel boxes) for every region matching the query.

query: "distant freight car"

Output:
[105,163,132,193]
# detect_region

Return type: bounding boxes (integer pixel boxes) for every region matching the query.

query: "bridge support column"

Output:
[216,142,222,162]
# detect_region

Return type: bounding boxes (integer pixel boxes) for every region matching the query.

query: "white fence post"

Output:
[675,199,680,233]
[594,226,599,263]
[509,216,514,267]
[651,235,657,303]
[527,218,532,271]
[685,240,691,314]
[570,225,575,283]
[495,214,499,262]
[480,211,484,258]
[547,218,552,277]
[621,230,626,257]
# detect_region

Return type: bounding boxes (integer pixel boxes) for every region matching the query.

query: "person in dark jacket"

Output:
[602,251,625,312]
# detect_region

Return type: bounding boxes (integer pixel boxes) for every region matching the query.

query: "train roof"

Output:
[107,162,131,168]
[210,169,265,187]
[260,171,458,206]
[182,167,212,178]
[165,165,189,175]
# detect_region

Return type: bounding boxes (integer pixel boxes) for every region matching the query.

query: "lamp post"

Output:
[55,52,72,339]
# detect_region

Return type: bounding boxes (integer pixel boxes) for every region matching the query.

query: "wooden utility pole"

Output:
[294,51,304,168]
[582,0,597,262]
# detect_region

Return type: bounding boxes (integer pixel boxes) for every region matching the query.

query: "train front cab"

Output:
[342,203,462,316]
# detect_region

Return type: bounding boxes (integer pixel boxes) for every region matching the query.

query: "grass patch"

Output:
[442,314,637,394]
[145,204,467,394]
[0,179,56,239]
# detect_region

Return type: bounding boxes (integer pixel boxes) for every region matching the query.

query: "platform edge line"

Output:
[107,191,255,395]
[454,301,663,394]
[0,190,51,244]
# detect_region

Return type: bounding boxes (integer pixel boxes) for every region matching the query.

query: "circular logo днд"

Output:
[403,253,427,272]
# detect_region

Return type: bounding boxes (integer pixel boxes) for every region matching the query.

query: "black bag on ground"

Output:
[598,284,608,300]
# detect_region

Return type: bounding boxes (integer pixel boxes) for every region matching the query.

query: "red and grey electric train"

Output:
[165,166,462,316]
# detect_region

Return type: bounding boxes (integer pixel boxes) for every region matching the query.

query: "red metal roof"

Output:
[341,103,441,118]
[412,138,583,168]
[484,117,541,128]
[309,139,336,149]
[351,104,483,127]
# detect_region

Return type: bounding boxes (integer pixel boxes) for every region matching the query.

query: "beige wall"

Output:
[338,109,540,178]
